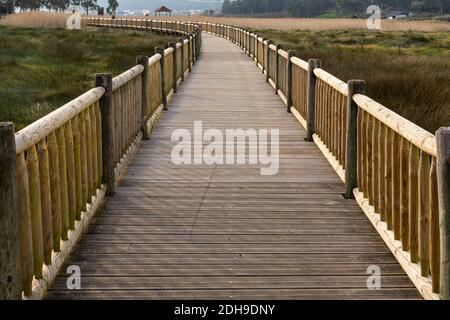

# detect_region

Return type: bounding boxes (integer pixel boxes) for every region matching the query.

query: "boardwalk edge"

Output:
[23,186,107,300]
[353,189,439,300]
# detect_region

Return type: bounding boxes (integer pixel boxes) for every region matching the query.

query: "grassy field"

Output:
[0,12,69,28]
[1,13,449,132]
[0,26,174,129]
[152,16,450,32]
[2,13,450,32]
[258,29,450,132]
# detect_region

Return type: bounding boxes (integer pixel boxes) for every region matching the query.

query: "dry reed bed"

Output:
[1,13,449,32]
[150,16,450,32]
[0,12,69,28]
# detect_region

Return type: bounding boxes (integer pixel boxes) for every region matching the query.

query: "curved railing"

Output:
[0,19,201,300]
[196,20,448,300]
[1,16,449,301]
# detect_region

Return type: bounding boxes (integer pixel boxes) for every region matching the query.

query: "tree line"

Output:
[3,0,119,14]
[221,0,450,17]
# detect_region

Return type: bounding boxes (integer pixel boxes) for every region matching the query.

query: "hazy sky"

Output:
[97,0,223,11]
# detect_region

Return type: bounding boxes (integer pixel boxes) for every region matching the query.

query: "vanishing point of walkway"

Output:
[47,34,420,299]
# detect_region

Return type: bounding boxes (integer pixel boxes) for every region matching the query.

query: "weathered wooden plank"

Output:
[47,288,420,300]
[52,263,408,277]
[49,275,416,290]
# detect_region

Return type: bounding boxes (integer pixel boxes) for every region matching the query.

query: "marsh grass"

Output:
[2,13,450,32]
[150,16,450,32]
[260,29,450,132]
[0,12,69,28]
[0,26,175,129]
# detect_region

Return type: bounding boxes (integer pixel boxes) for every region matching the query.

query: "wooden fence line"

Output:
[198,20,449,300]
[75,17,450,300]
[1,16,449,301]
[0,18,201,300]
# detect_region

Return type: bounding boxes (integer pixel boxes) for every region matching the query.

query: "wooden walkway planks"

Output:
[46,34,421,300]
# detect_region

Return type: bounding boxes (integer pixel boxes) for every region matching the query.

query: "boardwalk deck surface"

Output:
[47,34,421,300]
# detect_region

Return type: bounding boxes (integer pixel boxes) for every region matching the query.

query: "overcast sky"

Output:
[97,0,223,11]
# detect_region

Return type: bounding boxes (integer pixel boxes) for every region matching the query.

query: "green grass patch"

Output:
[0,26,175,129]
[316,12,337,19]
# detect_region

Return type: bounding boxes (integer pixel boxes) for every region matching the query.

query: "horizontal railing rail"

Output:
[0,18,201,300]
[198,20,449,300]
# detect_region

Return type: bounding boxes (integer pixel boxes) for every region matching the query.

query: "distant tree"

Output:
[45,0,70,11]
[222,0,233,13]
[70,0,96,14]
[17,0,43,11]
[106,0,118,15]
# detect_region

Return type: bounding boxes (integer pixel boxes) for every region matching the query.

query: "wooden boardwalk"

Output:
[47,34,421,300]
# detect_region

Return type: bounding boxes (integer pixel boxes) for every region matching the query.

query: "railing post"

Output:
[155,47,168,110]
[95,74,115,196]
[274,44,280,95]
[255,34,259,65]
[197,29,201,59]
[286,50,296,113]
[178,38,185,81]
[345,80,366,199]
[199,29,202,56]
[196,31,199,61]
[265,40,272,83]
[169,42,178,94]
[261,38,266,73]
[136,55,150,140]
[192,33,196,66]
[188,36,192,72]
[0,122,22,300]
[238,28,241,45]
[306,59,322,141]
[196,28,201,60]
[247,32,251,57]
[436,127,450,300]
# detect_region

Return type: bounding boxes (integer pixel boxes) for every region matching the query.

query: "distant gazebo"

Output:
[155,6,172,16]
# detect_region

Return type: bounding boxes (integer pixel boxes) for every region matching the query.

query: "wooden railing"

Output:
[199,21,450,300]
[1,17,449,301]
[314,68,349,181]
[354,95,440,295]
[0,18,201,300]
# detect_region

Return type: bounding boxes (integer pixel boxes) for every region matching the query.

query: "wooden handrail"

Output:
[164,47,174,56]
[0,17,201,300]
[291,57,308,71]
[198,20,448,300]
[313,68,348,96]
[277,48,289,59]
[1,17,448,301]
[112,65,144,91]
[15,88,105,155]
[353,94,436,157]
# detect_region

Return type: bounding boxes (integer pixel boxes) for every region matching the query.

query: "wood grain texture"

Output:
[46,34,419,300]
[0,123,22,299]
